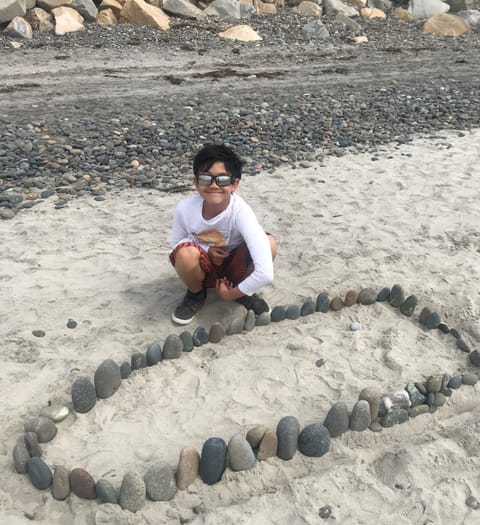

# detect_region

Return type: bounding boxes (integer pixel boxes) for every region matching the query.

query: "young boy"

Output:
[169,144,277,325]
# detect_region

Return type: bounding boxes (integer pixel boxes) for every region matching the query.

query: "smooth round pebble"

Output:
[94,359,121,399]
[330,296,344,311]
[13,441,30,474]
[456,338,471,353]
[52,466,70,501]
[276,415,300,460]
[70,467,96,499]
[466,496,480,510]
[438,323,450,334]
[406,383,426,407]
[226,317,244,335]
[381,408,409,427]
[40,404,69,423]
[316,292,330,313]
[298,423,330,457]
[349,400,371,431]
[199,437,227,485]
[376,287,391,302]
[228,433,256,471]
[24,416,57,443]
[469,349,480,367]
[350,321,362,331]
[285,304,301,320]
[209,322,226,343]
[462,373,478,386]
[358,387,381,421]
[163,334,183,358]
[180,331,194,352]
[246,426,268,449]
[120,361,131,379]
[146,342,162,365]
[300,298,316,316]
[324,401,349,438]
[193,326,209,346]
[450,328,461,339]
[257,430,278,461]
[344,289,358,306]
[357,287,377,305]
[66,319,77,329]
[244,310,256,331]
[255,311,271,326]
[426,311,442,329]
[119,471,146,513]
[32,330,46,337]
[419,307,432,325]
[96,479,118,504]
[400,295,417,316]
[24,432,42,457]
[271,305,286,322]
[389,284,405,307]
[27,457,52,490]
[131,351,146,370]
[425,374,443,394]
[71,376,97,413]
[144,462,177,501]
[176,447,200,490]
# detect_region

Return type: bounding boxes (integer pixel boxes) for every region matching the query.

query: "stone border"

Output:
[12,284,480,512]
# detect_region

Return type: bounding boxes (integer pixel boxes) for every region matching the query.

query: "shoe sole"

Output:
[171,312,195,325]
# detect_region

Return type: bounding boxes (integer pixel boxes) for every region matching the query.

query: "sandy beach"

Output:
[1,129,480,524]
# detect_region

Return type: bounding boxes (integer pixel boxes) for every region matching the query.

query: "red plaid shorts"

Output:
[169,242,252,289]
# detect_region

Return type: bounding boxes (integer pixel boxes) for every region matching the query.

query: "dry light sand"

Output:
[1,130,479,525]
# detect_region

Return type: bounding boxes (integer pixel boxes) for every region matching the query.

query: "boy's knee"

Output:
[174,245,201,267]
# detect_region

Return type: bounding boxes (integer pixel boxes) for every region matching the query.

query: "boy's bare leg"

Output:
[173,246,205,293]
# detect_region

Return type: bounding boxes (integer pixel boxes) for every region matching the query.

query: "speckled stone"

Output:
[193,326,209,346]
[144,462,177,501]
[226,317,244,335]
[433,392,446,407]
[271,306,286,322]
[209,323,226,343]
[70,467,96,499]
[400,295,417,317]
[456,338,471,353]
[469,349,480,367]
[358,387,381,421]
[438,323,450,334]
[24,416,57,443]
[381,408,409,428]
[176,447,200,490]
[39,404,69,423]
[426,311,441,329]
[447,375,463,389]
[358,288,377,305]
[246,426,268,449]
[96,479,118,504]
[163,334,183,358]
[376,287,391,302]
[349,400,371,431]
[316,292,330,313]
[286,304,301,320]
[94,359,121,399]
[425,375,443,394]
[344,289,358,307]
[27,457,52,490]
[120,361,131,379]
[180,331,194,352]
[52,466,70,501]
[24,432,42,457]
[276,416,300,460]
[119,471,146,513]
[131,351,146,370]
[379,390,411,416]
[409,404,429,418]
[324,401,349,437]
[298,423,330,457]
[405,383,426,407]
[462,373,478,386]
[389,284,405,307]
[257,430,278,461]
[199,437,227,485]
[146,342,162,365]
[255,311,271,326]
[450,328,461,339]
[228,433,256,471]
[244,310,256,331]
[300,298,316,316]
[419,307,432,325]
[13,440,30,474]
[330,296,344,311]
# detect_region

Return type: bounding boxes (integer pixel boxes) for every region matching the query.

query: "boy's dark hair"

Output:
[193,144,243,180]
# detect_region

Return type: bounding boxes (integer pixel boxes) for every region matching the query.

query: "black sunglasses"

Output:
[196,173,234,187]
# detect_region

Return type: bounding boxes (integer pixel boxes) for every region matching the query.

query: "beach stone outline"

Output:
[12,284,479,509]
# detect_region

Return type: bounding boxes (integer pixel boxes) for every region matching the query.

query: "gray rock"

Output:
[433,392,447,407]
[462,372,478,386]
[94,359,121,399]
[358,287,377,305]
[4,16,32,40]
[409,404,430,417]
[448,375,463,389]
[376,287,391,302]
[226,317,244,335]
[456,338,471,353]
[316,292,330,313]
[204,0,255,19]
[13,440,30,474]
[180,330,194,352]
[438,323,450,333]
[324,401,349,437]
[286,304,301,320]
[27,457,52,490]
[24,432,42,457]
[405,383,426,406]
[228,433,256,471]
[349,400,371,431]
[192,326,209,346]
[0,0,27,25]
[162,0,206,19]
[163,334,183,358]
[244,310,256,331]
[381,408,409,427]
[24,416,57,443]
[246,426,268,449]
[72,0,98,21]
[96,479,118,504]
[120,361,131,379]
[209,322,226,343]
[277,415,300,460]
[358,387,381,421]
[425,374,443,393]
[52,466,70,501]
[419,306,432,325]
[457,9,480,27]
[330,296,344,311]
[450,328,461,338]
[257,429,278,461]
[379,390,411,416]
[324,0,359,16]
[389,284,405,307]
[300,298,316,316]
[144,462,177,501]
[255,311,271,326]
[298,423,331,457]
[119,471,145,512]
[199,437,227,485]
[469,349,480,366]
[271,306,286,322]
[400,295,418,316]
[334,12,362,32]
[426,311,442,329]
[131,351,146,370]
[146,342,162,365]
[39,404,69,423]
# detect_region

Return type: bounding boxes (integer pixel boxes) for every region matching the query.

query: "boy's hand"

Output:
[216,277,236,301]
[208,246,230,267]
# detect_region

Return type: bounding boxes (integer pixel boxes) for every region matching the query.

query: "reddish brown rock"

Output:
[423,13,471,36]
[176,447,199,490]
[344,289,358,307]
[257,429,278,460]
[69,467,96,499]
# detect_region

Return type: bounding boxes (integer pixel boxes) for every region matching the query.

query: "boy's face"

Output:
[194,161,240,207]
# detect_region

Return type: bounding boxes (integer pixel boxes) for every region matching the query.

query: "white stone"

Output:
[408,0,450,19]
[350,321,363,330]
[0,0,26,24]
[51,6,85,35]
[205,0,256,19]
[4,16,32,39]
[219,24,262,40]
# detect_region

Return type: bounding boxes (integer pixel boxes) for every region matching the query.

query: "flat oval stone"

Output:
[228,433,256,471]
[381,408,409,428]
[316,292,330,313]
[349,400,371,431]
[131,352,146,370]
[96,479,118,504]
[400,295,417,317]
[447,376,462,389]
[298,423,330,457]
[389,284,405,307]
[324,401,349,437]
[425,375,443,394]
[13,441,30,474]
[433,393,446,407]
[246,426,268,449]
[180,331,194,352]
[32,329,46,337]
[405,383,426,407]
[192,326,209,346]
[176,447,200,490]
[276,416,300,460]
[120,361,131,379]
[146,342,162,365]
[24,416,57,443]
[144,462,176,501]
[24,432,42,457]
[358,288,377,305]
[426,311,441,329]
[456,338,471,353]
[285,304,301,320]
[344,289,358,307]
[438,323,450,334]
[163,334,183,358]
[199,437,227,485]
[52,466,70,501]
[330,296,344,311]
[244,310,256,331]
[70,467,96,499]
[94,359,121,399]
[409,404,429,418]
[450,328,461,339]
[27,457,52,490]
[119,471,145,513]
[271,306,286,322]
[462,373,478,386]
[227,317,244,335]
[419,307,432,325]
[39,404,69,423]
[469,349,480,367]
[350,322,362,331]
[66,319,77,329]
[255,311,271,326]
[466,496,480,510]
[300,298,315,316]
[257,430,278,461]
[376,287,391,302]
[209,323,226,343]
[358,387,381,421]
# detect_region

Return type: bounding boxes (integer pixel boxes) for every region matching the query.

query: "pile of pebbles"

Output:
[1,14,480,219]
[12,283,479,511]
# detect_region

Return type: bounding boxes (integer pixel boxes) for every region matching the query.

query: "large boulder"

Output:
[457,9,480,26]
[205,0,256,19]
[72,0,98,21]
[96,7,118,22]
[444,0,479,12]
[162,0,206,19]
[323,0,359,16]
[26,8,55,32]
[408,0,450,18]
[99,0,123,17]
[292,1,323,15]
[37,0,73,11]
[423,12,471,32]
[4,16,32,39]
[0,0,26,24]
[218,24,262,40]
[120,0,170,29]
[51,6,85,35]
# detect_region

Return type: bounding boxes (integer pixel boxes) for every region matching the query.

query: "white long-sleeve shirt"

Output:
[170,193,273,296]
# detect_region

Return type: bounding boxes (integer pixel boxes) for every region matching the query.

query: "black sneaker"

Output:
[171,289,206,325]
[235,293,270,315]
